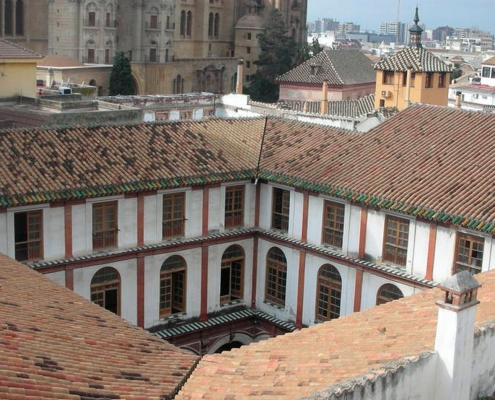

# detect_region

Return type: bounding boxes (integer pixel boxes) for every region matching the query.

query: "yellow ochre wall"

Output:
[374,70,449,111]
[0,59,39,99]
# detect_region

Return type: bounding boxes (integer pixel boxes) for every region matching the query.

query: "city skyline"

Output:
[307,0,495,33]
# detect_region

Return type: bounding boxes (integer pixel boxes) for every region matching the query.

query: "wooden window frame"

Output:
[425,72,433,88]
[382,215,409,266]
[91,267,121,315]
[315,265,342,322]
[88,11,96,27]
[224,185,244,229]
[220,245,244,304]
[271,188,290,232]
[265,248,287,306]
[376,283,403,305]
[438,72,446,88]
[383,70,394,85]
[87,48,95,64]
[92,201,118,251]
[454,233,484,274]
[150,14,158,29]
[322,200,345,248]
[159,256,187,317]
[14,210,43,261]
[163,193,185,239]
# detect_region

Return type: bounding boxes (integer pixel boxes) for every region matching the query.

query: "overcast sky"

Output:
[307,0,495,33]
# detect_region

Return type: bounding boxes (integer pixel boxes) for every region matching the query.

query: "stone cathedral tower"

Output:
[2,0,308,95]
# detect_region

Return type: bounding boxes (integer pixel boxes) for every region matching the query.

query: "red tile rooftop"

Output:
[0,253,199,399]
[176,270,495,399]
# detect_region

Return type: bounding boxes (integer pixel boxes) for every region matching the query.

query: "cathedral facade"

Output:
[1,0,307,95]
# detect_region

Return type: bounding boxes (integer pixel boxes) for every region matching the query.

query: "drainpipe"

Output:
[236,59,244,94]
[321,80,328,115]
[433,271,480,400]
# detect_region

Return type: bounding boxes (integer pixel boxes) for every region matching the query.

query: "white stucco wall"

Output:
[360,273,414,312]
[470,325,495,399]
[0,213,7,255]
[208,187,221,233]
[45,270,66,287]
[73,259,138,325]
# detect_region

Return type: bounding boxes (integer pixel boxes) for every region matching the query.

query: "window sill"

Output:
[160,312,186,322]
[220,299,244,308]
[263,300,284,311]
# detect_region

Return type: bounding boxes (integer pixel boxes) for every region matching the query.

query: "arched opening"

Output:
[315,264,342,322]
[208,13,213,38]
[214,13,219,39]
[186,11,192,37]
[86,40,96,63]
[180,11,186,36]
[220,245,244,304]
[265,247,287,306]
[159,255,187,318]
[15,0,23,35]
[376,283,404,306]
[215,341,243,353]
[91,267,121,315]
[4,0,13,35]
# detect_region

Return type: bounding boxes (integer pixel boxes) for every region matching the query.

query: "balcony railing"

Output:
[145,21,162,30]
[84,19,100,28]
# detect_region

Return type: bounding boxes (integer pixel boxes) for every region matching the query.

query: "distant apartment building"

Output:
[338,22,360,34]
[380,21,406,44]
[453,28,494,51]
[432,26,454,42]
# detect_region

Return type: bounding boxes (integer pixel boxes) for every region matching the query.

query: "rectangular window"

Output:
[246,61,251,69]
[93,201,118,251]
[322,201,345,248]
[14,211,43,261]
[383,71,394,85]
[246,46,251,54]
[425,72,433,88]
[247,32,252,40]
[87,49,95,63]
[271,188,290,232]
[482,67,490,78]
[402,71,416,87]
[438,73,446,88]
[382,215,409,266]
[150,15,158,29]
[491,68,495,79]
[454,233,484,274]
[105,49,110,64]
[88,11,96,27]
[225,185,244,229]
[163,193,185,238]
[105,12,111,27]
[150,48,157,62]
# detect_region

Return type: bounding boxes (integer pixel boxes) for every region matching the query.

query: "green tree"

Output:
[450,62,463,81]
[293,37,324,67]
[109,51,135,96]
[247,9,296,103]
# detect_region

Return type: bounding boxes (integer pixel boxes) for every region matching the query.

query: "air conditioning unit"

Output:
[381,90,391,98]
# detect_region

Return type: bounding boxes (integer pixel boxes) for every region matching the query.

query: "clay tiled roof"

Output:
[2,105,495,234]
[0,253,199,399]
[0,118,264,205]
[277,50,376,86]
[258,104,495,233]
[374,46,452,73]
[0,38,42,59]
[176,270,495,399]
[483,56,495,66]
[276,94,376,118]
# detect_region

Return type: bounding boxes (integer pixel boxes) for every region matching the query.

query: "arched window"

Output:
[86,2,98,27]
[15,0,23,35]
[316,265,342,322]
[214,13,219,39]
[220,245,244,304]
[91,267,120,315]
[105,4,114,28]
[208,13,214,38]
[173,74,184,94]
[376,283,404,306]
[180,10,186,36]
[186,11,192,37]
[4,0,13,35]
[265,247,287,306]
[160,255,187,317]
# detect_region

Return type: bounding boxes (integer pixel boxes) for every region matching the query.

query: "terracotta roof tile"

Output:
[37,55,85,68]
[277,50,375,86]
[483,56,495,66]
[0,253,199,398]
[177,270,495,399]
[374,47,452,73]
[0,38,42,59]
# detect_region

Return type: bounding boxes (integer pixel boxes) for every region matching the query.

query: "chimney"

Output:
[321,80,328,115]
[455,91,462,109]
[236,59,244,94]
[433,270,481,400]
